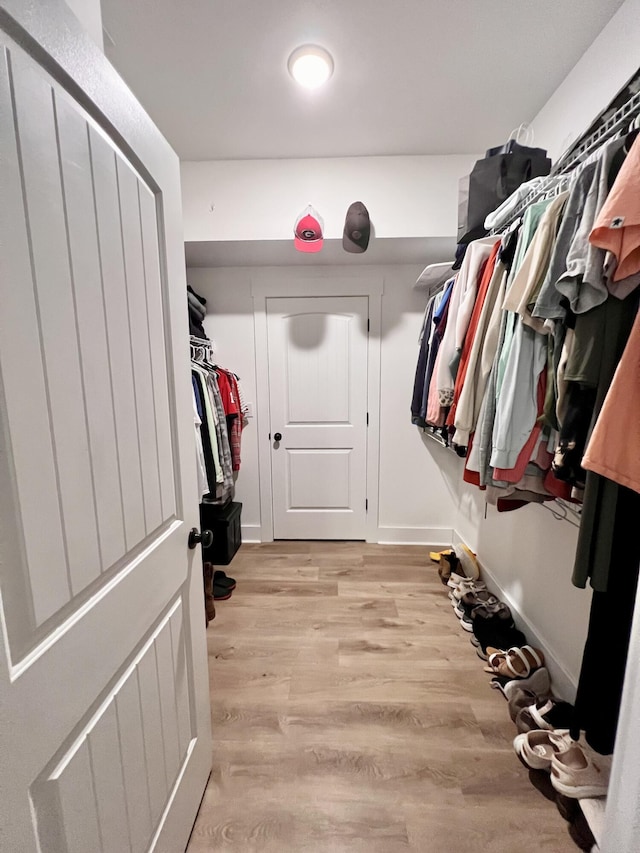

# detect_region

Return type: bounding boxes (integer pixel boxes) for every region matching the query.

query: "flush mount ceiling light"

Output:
[288,45,334,89]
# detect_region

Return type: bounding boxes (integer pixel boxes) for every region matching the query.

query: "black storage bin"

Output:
[200,501,242,565]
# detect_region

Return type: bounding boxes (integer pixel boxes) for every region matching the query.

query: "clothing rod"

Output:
[421,427,451,449]
[553,87,640,176]
[492,83,640,233]
[539,498,582,528]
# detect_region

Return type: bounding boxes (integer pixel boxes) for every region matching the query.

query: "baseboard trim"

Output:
[453,528,578,701]
[376,526,454,546]
[240,523,262,543]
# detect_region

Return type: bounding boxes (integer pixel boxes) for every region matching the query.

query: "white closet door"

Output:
[267,296,369,539]
[0,3,211,852]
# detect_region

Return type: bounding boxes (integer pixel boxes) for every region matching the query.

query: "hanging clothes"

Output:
[191,344,232,502]
[410,115,640,757]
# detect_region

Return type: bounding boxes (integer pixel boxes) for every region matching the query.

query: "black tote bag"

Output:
[458,147,551,244]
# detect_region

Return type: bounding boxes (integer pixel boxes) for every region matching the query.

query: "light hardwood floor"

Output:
[187,542,577,853]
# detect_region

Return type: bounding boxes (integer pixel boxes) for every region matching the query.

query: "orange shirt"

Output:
[590,135,640,283]
[582,309,640,493]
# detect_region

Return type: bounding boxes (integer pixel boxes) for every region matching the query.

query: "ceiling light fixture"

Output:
[288,45,334,89]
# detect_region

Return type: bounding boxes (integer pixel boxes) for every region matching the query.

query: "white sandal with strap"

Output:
[485,645,545,678]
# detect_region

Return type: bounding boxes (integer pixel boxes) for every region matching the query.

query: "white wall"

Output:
[187,264,459,544]
[181,154,478,244]
[530,0,640,160]
[449,471,591,699]
[64,0,103,49]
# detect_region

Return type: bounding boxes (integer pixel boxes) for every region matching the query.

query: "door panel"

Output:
[0,4,210,851]
[31,599,191,853]
[267,296,368,539]
[288,448,352,508]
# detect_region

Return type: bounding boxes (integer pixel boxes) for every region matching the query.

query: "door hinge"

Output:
[268,433,271,440]
[366,412,369,426]
[365,498,368,511]
[367,318,370,333]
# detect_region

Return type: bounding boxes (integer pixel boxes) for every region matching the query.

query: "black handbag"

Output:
[458,139,551,244]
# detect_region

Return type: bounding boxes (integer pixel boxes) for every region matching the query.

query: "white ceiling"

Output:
[102,0,624,161]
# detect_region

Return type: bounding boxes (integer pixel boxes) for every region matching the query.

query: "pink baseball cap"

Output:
[294,205,324,253]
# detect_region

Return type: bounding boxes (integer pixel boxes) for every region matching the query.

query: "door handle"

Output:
[273,432,282,442]
[188,527,213,550]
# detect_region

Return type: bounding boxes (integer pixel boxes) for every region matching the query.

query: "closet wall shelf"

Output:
[540,498,582,528]
[421,427,452,450]
[556,87,640,176]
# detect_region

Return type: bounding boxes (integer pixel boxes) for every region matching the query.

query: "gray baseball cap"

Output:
[343,201,371,253]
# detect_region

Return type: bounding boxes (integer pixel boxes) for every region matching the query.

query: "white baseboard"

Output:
[240,523,262,543]
[375,526,454,546]
[239,524,454,547]
[453,528,578,702]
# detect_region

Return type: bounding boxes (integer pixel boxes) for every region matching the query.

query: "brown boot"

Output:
[203,562,216,624]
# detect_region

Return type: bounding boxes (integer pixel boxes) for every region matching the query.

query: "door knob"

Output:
[274,432,282,442]
[188,527,213,549]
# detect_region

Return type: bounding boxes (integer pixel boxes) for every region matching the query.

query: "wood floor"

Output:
[187,542,577,853]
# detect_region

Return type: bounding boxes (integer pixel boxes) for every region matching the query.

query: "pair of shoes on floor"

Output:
[448,577,487,601]
[214,569,236,601]
[429,547,453,563]
[471,615,526,660]
[515,695,575,734]
[435,543,480,585]
[437,550,461,585]
[460,595,511,629]
[514,729,611,798]
[453,591,511,633]
[508,685,554,724]
[491,666,551,700]
[484,644,545,679]
[447,572,487,601]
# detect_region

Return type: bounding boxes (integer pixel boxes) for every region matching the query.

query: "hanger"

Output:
[624,113,640,152]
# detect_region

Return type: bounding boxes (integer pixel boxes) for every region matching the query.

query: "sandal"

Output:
[446,571,468,590]
[472,600,512,621]
[485,645,545,678]
[454,593,499,624]
[516,697,574,734]
[453,580,488,601]
[513,729,573,771]
[491,666,550,700]
[508,686,550,724]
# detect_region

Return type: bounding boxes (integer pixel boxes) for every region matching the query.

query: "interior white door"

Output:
[0,4,211,852]
[267,296,369,539]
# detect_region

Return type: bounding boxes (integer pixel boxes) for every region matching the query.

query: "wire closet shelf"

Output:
[492,85,640,233]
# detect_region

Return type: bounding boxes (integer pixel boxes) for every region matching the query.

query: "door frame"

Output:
[252,269,383,543]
